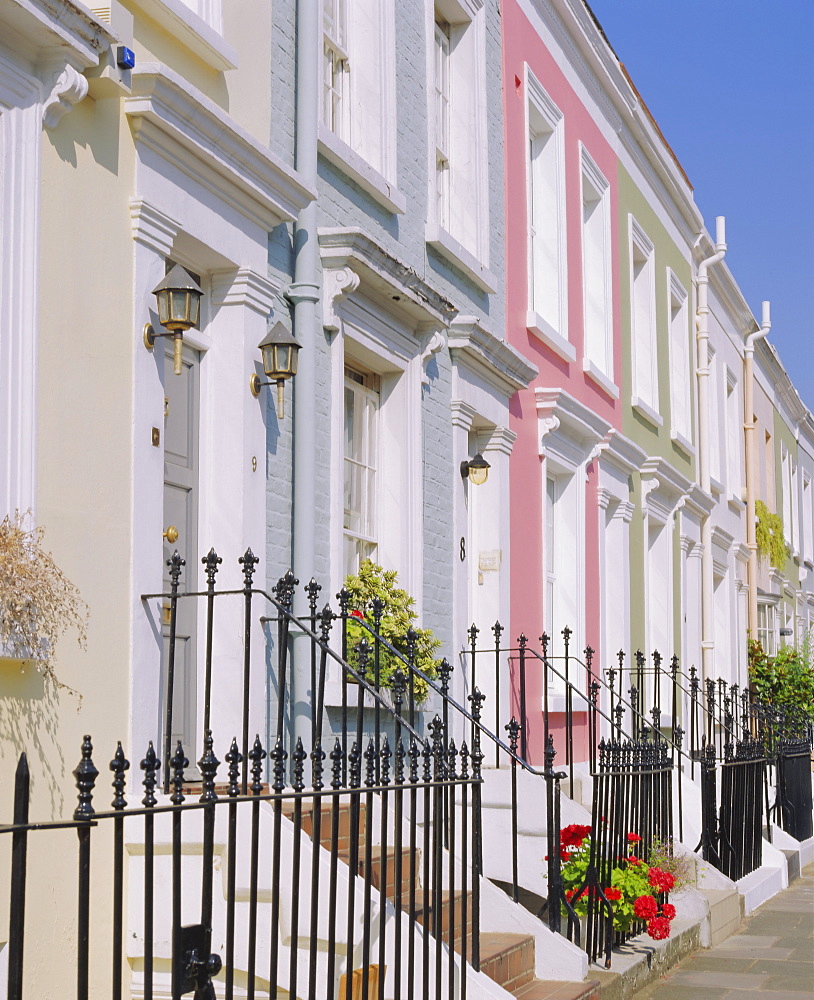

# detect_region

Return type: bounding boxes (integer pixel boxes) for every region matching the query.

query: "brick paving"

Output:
[631,863,814,1000]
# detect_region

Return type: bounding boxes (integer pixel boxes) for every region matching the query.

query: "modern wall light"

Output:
[249,320,301,418]
[460,453,490,486]
[143,264,204,375]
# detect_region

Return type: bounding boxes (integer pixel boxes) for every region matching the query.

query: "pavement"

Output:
[631,862,814,1000]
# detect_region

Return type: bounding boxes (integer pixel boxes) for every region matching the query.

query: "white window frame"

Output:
[319,0,398,190]
[329,299,423,606]
[708,346,722,489]
[757,602,777,656]
[667,270,692,449]
[426,0,491,282]
[524,69,567,351]
[580,146,613,388]
[725,369,741,501]
[803,472,813,566]
[343,365,380,577]
[629,215,658,421]
[322,0,350,143]
[781,444,792,545]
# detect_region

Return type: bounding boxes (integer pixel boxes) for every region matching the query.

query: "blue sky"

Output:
[587,0,814,410]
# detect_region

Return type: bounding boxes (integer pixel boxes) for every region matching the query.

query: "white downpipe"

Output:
[744,301,771,638]
[696,217,726,679]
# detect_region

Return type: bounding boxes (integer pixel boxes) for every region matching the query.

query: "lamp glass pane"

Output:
[157,290,170,326]
[171,290,189,323]
[276,345,292,374]
[261,344,275,376]
[189,294,201,327]
[469,465,489,486]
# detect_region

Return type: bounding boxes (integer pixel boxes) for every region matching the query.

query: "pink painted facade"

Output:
[503,0,623,762]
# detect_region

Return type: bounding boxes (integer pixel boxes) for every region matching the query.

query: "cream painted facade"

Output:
[0,2,312,993]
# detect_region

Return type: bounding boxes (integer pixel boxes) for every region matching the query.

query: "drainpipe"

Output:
[744,301,771,639]
[288,0,320,588]
[286,0,320,741]
[696,217,726,679]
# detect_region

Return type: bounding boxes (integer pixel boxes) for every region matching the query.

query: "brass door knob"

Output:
[163,525,179,544]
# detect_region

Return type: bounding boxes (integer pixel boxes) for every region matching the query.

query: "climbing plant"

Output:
[755,500,788,570]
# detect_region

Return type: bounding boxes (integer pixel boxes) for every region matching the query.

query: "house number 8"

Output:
[460,537,466,561]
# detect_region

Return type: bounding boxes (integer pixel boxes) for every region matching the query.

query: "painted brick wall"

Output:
[264,0,506,658]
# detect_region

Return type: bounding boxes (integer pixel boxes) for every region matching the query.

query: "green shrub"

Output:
[748,631,814,723]
[343,559,440,702]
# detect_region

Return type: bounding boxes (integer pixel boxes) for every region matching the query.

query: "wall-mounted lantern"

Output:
[249,320,301,419]
[460,453,490,486]
[143,264,204,375]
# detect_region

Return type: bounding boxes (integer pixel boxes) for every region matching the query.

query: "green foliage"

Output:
[748,631,814,723]
[343,559,440,701]
[755,500,789,569]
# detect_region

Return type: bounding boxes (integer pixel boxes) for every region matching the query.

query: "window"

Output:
[725,370,741,497]
[434,16,451,231]
[781,445,793,546]
[803,474,813,564]
[629,217,657,411]
[708,347,721,486]
[757,603,776,655]
[428,0,487,262]
[527,74,565,338]
[581,150,612,379]
[343,366,379,576]
[322,0,349,141]
[667,272,691,442]
[321,0,394,178]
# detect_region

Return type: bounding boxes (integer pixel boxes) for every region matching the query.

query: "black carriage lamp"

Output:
[249,320,301,419]
[460,452,490,486]
[143,264,204,376]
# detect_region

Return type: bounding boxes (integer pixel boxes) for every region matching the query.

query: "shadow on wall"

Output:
[0,662,68,818]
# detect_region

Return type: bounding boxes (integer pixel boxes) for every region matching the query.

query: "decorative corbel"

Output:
[585,432,613,482]
[641,475,661,517]
[538,414,560,456]
[322,266,360,333]
[419,327,447,385]
[43,65,89,130]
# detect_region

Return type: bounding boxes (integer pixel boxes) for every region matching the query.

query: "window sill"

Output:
[728,493,746,514]
[133,0,237,71]
[582,359,619,399]
[426,223,496,294]
[670,430,695,458]
[318,126,406,215]
[525,311,575,363]
[631,396,663,429]
[710,476,724,497]
[803,558,814,571]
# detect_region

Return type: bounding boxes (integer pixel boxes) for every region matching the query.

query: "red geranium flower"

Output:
[648,867,676,893]
[646,916,672,940]
[627,832,642,843]
[627,855,641,865]
[604,887,622,901]
[661,903,676,921]
[633,894,658,920]
[565,889,575,901]
[560,824,592,848]
[350,609,365,619]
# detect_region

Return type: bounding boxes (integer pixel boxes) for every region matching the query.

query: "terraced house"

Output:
[0,0,812,997]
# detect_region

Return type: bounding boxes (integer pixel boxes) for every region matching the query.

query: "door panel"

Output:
[163,345,200,761]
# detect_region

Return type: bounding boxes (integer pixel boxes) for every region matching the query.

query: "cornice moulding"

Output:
[318,228,457,328]
[125,65,314,229]
[1,0,114,69]
[449,316,538,397]
[130,198,180,256]
[210,268,278,315]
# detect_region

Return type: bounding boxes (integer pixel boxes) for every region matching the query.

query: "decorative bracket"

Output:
[538,414,560,456]
[43,65,88,130]
[322,266,360,333]
[420,327,447,385]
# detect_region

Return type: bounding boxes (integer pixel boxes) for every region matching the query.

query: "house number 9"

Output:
[460,537,466,561]
[252,456,257,472]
